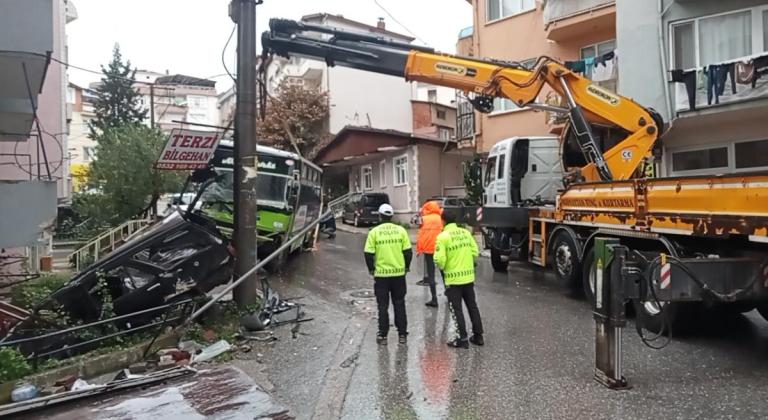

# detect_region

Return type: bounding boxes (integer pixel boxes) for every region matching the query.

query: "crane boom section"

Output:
[262,19,661,182]
[403,53,659,181]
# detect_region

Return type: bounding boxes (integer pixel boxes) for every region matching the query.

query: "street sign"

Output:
[155,128,222,170]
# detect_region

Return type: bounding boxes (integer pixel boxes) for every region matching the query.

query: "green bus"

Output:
[194,140,323,270]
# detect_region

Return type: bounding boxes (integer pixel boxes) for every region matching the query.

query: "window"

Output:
[188,95,207,109]
[698,11,751,65]
[427,89,437,102]
[436,109,446,120]
[484,156,497,186]
[671,146,728,173]
[580,39,617,89]
[83,146,96,162]
[361,165,373,190]
[487,0,535,22]
[379,160,387,188]
[671,9,759,69]
[764,10,768,52]
[497,154,506,180]
[393,155,408,186]
[438,127,452,140]
[735,139,768,169]
[491,58,536,113]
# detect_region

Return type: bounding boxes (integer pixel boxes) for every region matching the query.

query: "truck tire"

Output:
[552,232,582,291]
[490,248,508,272]
[581,248,596,302]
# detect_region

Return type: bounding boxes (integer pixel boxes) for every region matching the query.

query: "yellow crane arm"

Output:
[262,19,663,182]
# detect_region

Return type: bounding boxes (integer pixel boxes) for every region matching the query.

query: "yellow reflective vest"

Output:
[434,223,479,286]
[364,222,412,277]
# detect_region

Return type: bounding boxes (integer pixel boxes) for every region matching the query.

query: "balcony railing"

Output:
[543,0,615,24]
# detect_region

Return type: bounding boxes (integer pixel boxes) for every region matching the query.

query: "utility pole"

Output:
[230,0,259,307]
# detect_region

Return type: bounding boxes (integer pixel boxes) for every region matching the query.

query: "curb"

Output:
[0,332,180,403]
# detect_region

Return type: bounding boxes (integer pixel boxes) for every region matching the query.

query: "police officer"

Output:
[364,203,413,345]
[434,211,484,348]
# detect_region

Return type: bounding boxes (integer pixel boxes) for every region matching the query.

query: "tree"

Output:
[463,155,484,205]
[257,82,330,157]
[73,125,183,226]
[89,44,147,137]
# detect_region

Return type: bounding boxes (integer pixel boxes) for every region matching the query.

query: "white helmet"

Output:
[378,203,394,216]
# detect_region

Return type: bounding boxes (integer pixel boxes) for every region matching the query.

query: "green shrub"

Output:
[0,347,32,383]
[10,273,70,309]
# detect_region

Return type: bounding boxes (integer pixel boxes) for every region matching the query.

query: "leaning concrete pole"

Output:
[230,0,259,307]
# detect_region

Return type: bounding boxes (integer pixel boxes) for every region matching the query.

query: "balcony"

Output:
[543,0,615,42]
[0,0,54,141]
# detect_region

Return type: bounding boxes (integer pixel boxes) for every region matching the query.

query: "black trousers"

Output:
[374,276,407,336]
[446,283,483,340]
[424,253,438,300]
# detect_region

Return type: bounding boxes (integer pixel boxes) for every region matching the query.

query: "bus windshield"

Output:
[199,169,290,209]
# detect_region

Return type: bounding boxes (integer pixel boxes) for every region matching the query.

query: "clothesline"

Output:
[671,51,768,74]
[563,49,618,82]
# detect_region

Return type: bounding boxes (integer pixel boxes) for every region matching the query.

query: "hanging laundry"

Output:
[564,60,585,73]
[593,51,617,82]
[752,55,768,88]
[706,64,736,105]
[584,57,596,78]
[671,69,698,110]
[736,60,756,85]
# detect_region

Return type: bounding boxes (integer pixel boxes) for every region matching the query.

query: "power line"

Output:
[372,0,428,45]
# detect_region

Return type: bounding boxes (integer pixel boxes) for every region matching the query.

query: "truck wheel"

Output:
[490,248,508,272]
[265,247,288,273]
[552,232,582,291]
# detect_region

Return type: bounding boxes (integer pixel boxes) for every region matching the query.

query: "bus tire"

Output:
[490,248,508,272]
[552,232,582,291]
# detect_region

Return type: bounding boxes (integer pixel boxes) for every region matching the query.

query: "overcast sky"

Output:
[67,0,473,91]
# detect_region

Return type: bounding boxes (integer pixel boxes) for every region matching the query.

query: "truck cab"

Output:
[481,137,561,270]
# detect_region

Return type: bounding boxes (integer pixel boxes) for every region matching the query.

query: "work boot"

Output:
[469,334,484,346]
[376,334,387,345]
[416,279,429,286]
[398,335,407,344]
[447,338,469,349]
[425,299,438,308]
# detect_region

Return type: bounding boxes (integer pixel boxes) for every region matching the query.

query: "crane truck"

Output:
[261,19,768,331]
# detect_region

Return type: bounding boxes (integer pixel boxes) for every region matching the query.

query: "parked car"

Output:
[341,192,390,227]
[411,196,471,226]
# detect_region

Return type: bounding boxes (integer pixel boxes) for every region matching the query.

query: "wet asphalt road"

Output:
[238,231,768,420]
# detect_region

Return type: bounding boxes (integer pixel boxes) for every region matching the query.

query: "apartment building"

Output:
[264,14,417,134]
[617,0,768,177]
[465,0,617,153]
[66,83,97,191]
[133,74,219,132]
[0,0,76,274]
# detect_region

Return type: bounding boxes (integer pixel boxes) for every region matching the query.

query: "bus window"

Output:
[497,154,506,181]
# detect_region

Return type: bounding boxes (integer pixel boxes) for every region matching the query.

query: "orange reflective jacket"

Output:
[416,201,443,254]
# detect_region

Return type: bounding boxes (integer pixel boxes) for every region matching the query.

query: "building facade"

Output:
[66,83,97,191]
[616,0,768,177]
[314,127,472,223]
[0,0,76,274]
[133,74,219,133]
[466,0,617,153]
[264,14,417,134]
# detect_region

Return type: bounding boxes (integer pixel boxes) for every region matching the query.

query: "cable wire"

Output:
[372,0,427,45]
